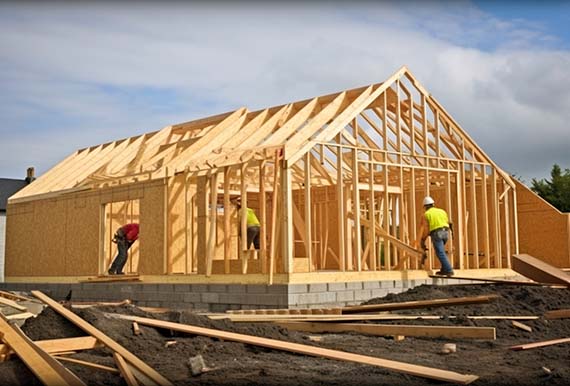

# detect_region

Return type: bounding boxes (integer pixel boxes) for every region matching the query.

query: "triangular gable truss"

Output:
[10,66,513,204]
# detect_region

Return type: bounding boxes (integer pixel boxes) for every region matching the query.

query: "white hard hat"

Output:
[423,196,435,206]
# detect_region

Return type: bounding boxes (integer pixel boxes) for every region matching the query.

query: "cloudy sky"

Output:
[1,0,569,184]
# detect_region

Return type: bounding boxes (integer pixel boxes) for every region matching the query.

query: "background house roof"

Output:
[0,178,27,211]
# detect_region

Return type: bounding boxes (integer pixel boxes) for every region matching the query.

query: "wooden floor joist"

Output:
[509,337,570,351]
[117,314,479,385]
[0,313,86,386]
[511,254,570,286]
[275,321,496,340]
[31,291,173,386]
[340,295,499,314]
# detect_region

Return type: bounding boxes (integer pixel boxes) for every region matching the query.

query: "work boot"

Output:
[108,269,115,275]
[435,270,454,276]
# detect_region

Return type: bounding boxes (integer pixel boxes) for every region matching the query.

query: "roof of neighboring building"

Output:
[0,178,28,211]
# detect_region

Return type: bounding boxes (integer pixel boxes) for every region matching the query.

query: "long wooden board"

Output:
[0,290,35,302]
[511,254,570,286]
[276,321,496,340]
[114,352,140,386]
[118,315,478,385]
[0,297,27,311]
[544,309,570,320]
[54,356,120,374]
[509,337,570,351]
[0,313,86,386]
[31,291,173,386]
[427,275,557,286]
[341,295,498,314]
[0,336,102,356]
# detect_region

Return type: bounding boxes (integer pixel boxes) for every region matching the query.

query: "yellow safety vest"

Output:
[246,208,260,227]
[424,207,449,232]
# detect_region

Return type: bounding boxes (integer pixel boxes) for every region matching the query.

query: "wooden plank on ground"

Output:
[0,290,35,302]
[5,312,35,321]
[31,291,173,386]
[544,309,570,320]
[0,336,102,356]
[114,352,140,386]
[511,321,532,332]
[341,295,499,314]
[276,322,496,340]
[511,254,570,286]
[0,297,27,311]
[509,337,570,351]
[117,314,478,385]
[0,313,86,386]
[427,275,558,286]
[54,355,120,374]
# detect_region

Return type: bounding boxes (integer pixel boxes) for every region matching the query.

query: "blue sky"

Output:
[0,0,569,184]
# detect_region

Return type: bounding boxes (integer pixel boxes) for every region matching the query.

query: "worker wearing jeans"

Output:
[419,197,454,276]
[108,223,139,275]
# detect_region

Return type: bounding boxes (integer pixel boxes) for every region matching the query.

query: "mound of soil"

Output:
[1,284,569,386]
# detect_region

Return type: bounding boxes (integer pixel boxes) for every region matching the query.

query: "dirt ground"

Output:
[1,283,569,386]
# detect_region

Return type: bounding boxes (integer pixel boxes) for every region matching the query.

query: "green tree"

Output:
[530,164,570,212]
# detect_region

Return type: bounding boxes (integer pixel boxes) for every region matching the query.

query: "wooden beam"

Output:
[31,291,173,386]
[341,295,498,314]
[0,314,86,386]
[54,356,120,374]
[509,338,570,351]
[223,166,231,274]
[427,275,556,286]
[0,297,27,311]
[512,254,570,286]
[544,309,570,319]
[0,336,101,357]
[114,352,140,386]
[276,321,496,340]
[116,314,478,385]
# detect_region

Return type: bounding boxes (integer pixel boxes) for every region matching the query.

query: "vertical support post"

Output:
[206,171,218,277]
[184,171,189,274]
[504,184,511,267]
[445,166,453,268]
[269,151,280,284]
[383,165,390,270]
[470,162,479,268]
[352,148,361,271]
[223,166,231,274]
[336,138,346,271]
[282,166,294,274]
[456,163,465,269]
[259,161,267,274]
[304,153,312,271]
[512,186,519,257]
[491,168,501,268]
[240,163,248,274]
[368,150,377,271]
[163,172,169,275]
[481,166,490,268]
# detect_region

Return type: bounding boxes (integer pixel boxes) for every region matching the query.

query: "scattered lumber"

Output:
[206,313,539,323]
[227,307,342,315]
[0,313,86,386]
[428,275,557,286]
[341,295,499,314]
[512,254,570,286]
[511,321,532,332]
[0,336,102,356]
[5,312,35,321]
[80,275,141,283]
[0,297,27,312]
[116,314,479,385]
[133,322,141,335]
[31,290,173,386]
[544,309,570,320]
[276,321,496,340]
[0,290,35,302]
[53,356,120,374]
[509,337,570,351]
[70,299,131,308]
[113,352,140,386]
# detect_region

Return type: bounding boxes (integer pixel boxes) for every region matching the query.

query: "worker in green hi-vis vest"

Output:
[234,199,261,250]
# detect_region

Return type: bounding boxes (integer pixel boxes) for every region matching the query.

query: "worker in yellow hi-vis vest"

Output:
[235,200,260,250]
[418,196,454,276]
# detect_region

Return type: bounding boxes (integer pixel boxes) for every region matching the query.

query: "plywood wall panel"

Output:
[64,195,100,275]
[139,182,166,274]
[4,209,35,276]
[167,174,187,273]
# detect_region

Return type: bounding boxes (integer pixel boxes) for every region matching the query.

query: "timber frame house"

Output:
[5,66,526,284]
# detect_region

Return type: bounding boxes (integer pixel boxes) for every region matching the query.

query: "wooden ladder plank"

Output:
[117,315,478,385]
[31,291,173,386]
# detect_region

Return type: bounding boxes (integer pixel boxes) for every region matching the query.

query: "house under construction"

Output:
[4,66,569,310]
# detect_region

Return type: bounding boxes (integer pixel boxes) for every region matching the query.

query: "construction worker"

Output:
[108,223,139,275]
[418,196,454,276]
[235,200,260,250]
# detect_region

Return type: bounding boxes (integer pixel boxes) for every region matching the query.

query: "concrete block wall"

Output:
[0,277,492,312]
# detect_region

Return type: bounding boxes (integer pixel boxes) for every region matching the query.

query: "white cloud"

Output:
[0,1,569,182]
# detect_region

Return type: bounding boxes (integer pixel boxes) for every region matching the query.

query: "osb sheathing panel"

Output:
[64,195,100,275]
[139,182,166,275]
[5,209,35,276]
[515,180,570,267]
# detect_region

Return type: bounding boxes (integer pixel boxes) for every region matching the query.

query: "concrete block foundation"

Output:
[0,276,495,312]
